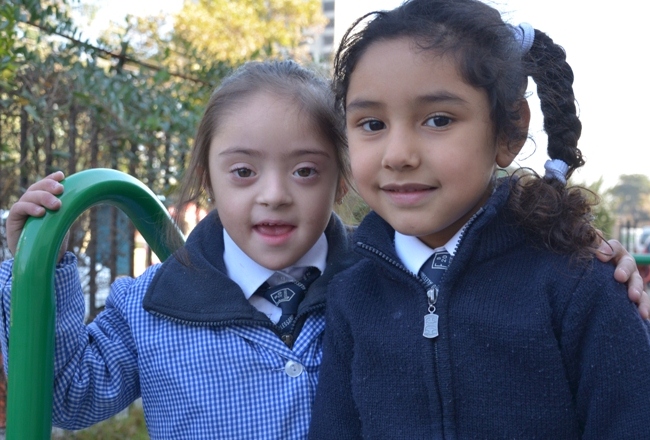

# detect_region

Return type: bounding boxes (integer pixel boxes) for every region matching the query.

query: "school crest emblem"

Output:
[269,287,295,306]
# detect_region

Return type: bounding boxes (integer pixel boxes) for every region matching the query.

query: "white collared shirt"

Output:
[223,230,328,323]
[394,227,464,277]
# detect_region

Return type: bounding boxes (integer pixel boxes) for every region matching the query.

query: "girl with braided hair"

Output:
[310,0,650,438]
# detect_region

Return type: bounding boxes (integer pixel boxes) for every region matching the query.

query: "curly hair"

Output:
[333,0,597,259]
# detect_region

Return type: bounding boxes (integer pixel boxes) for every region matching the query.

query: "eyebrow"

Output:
[416,92,468,106]
[218,147,263,158]
[346,92,468,112]
[218,147,330,159]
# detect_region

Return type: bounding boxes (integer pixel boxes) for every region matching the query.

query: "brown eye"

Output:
[294,168,316,178]
[425,115,452,128]
[361,120,386,131]
[234,168,254,178]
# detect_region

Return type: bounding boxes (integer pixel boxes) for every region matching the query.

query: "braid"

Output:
[526,31,583,178]
[508,29,598,260]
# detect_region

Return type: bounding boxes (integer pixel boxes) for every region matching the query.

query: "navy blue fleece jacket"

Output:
[310,180,650,439]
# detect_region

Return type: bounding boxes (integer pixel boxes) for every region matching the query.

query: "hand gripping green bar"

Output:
[7,168,185,439]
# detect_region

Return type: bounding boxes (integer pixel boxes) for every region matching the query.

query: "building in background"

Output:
[308,0,335,66]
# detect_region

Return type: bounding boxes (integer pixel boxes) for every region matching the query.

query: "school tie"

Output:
[257,267,320,335]
[418,249,451,339]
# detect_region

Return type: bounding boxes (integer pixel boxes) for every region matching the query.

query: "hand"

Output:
[7,171,68,261]
[595,239,649,320]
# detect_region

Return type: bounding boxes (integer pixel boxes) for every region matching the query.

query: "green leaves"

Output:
[0,0,326,210]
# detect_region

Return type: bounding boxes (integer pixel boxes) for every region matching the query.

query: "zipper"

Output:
[356,208,485,437]
[356,242,430,291]
[452,207,484,256]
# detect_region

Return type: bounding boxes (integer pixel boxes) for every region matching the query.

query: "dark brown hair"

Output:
[334,0,597,258]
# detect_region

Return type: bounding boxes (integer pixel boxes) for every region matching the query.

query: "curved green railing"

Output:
[6,169,184,440]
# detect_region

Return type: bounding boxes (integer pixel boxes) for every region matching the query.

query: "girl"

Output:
[1,60,356,439]
[310,1,650,438]
[2,57,645,438]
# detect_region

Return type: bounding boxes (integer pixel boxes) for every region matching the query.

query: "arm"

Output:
[0,253,142,430]
[596,239,649,319]
[50,272,144,429]
[560,264,650,438]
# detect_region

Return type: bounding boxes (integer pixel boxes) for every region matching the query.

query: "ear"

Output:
[335,178,348,205]
[496,99,531,168]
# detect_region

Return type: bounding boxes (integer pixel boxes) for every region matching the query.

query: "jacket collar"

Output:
[143,210,355,326]
[354,178,523,277]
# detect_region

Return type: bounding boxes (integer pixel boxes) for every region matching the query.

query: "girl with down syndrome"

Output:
[1,60,356,439]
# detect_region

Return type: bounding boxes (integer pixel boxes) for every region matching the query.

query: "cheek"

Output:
[349,147,372,180]
[213,196,244,227]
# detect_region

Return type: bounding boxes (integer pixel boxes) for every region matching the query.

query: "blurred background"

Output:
[0,1,648,437]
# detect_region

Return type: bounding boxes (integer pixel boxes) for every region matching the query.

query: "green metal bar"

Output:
[633,254,650,266]
[7,168,184,440]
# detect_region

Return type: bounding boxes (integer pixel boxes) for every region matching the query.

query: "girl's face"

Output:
[208,91,341,270]
[346,38,517,249]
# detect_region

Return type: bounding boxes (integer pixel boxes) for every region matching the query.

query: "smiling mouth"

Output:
[380,184,435,205]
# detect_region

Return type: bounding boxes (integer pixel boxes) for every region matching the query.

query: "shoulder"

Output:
[533,252,634,330]
[108,263,162,307]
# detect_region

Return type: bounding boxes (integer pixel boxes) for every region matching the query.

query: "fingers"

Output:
[595,238,649,319]
[6,172,66,256]
[596,238,639,284]
[636,290,650,320]
[594,238,620,262]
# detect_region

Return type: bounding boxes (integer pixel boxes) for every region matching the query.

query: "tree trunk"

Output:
[44,125,54,175]
[87,117,100,322]
[108,142,118,283]
[68,106,77,176]
[128,141,138,277]
[87,210,98,322]
[19,107,29,191]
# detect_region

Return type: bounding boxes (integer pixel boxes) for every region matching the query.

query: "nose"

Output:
[256,172,292,208]
[380,126,421,171]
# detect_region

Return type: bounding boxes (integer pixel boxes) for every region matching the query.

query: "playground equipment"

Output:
[6,169,184,440]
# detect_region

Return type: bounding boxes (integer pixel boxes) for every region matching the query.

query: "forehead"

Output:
[347,38,487,111]
[210,91,335,157]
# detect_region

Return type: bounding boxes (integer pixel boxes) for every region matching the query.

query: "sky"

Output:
[79,0,648,190]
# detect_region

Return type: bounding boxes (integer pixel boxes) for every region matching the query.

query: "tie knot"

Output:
[419,250,451,287]
[257,266,320,334]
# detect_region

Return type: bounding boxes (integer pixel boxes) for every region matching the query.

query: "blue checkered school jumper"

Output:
[0,254,324,439]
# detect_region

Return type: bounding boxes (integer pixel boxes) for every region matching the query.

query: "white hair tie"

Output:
[544,159,569,185]
[511,23,535,55]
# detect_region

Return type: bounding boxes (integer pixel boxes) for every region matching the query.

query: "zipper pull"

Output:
[423,285,439,339]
